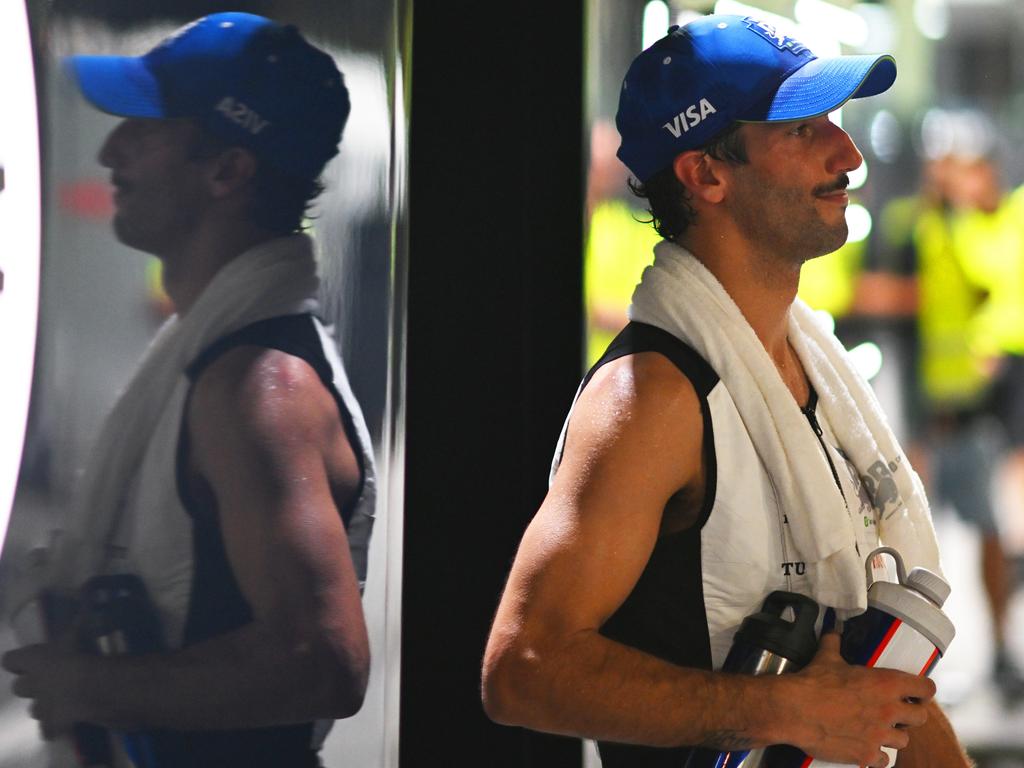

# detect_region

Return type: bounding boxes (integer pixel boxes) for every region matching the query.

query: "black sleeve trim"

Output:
[584,322,719,398]
[176,314,363,528]
[583,322,720,524]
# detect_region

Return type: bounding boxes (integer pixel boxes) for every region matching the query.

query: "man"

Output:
[3,13,375,767]
[483,16,968,768]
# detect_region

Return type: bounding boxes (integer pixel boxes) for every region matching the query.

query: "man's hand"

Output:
[778,632,935,767]
[2,641,93,739]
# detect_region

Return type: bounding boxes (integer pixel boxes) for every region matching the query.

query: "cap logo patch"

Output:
[215,96,270,135]
[663,98,717,138]
[744,18,810,56]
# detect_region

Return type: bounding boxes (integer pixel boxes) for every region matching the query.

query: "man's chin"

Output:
[797,226,850,263]
[110,217,154,254]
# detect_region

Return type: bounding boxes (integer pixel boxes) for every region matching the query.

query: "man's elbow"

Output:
[481,640,543,727]
[325,647,370,719]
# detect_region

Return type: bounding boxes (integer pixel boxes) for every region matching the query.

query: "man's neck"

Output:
[160,225,280,316]
[678,228,800,367]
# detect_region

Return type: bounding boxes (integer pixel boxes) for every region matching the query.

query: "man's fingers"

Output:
[882,726,911,750]
[1,644,47,674]
[11,675,35,699]
[911,675,937,701]
[1,648,27,673]
[39,717,59,741]
[892,700,929,729]
[816,631,841,656]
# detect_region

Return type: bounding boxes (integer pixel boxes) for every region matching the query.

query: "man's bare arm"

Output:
[896,700,972,768]
[482,352,935,767]
[5,346,369,731]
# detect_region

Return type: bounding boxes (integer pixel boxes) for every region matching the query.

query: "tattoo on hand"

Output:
[699,731,754,751]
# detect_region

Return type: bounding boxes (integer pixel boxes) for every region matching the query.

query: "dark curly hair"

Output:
[628,123,748,241]
[186,122,325,236]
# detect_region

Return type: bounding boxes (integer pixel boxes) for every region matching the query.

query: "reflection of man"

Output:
[3,13,375,767]
[483,16,968,767]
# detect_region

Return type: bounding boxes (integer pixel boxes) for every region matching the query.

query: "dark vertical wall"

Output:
[402,3,585,767]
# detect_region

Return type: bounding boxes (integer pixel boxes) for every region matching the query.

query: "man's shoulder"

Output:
[589,323,719,399]
[190,344,340,445]
[574,350,706,445]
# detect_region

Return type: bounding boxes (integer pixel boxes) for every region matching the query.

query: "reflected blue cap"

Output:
[616,15,896,181]
[68,12,350,179]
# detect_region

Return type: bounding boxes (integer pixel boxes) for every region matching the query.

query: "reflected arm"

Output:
[4,346,369,731]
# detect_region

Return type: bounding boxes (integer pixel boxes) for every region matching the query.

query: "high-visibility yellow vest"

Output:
[914,205,989,407]
[798,237,865,318]
[951,187,1024,357]
[585,199,661,365]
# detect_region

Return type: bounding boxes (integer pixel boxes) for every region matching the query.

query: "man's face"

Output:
[722,116,862,265]
[98,118,211,256]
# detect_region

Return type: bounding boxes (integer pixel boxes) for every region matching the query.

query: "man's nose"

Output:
[824,121,863,176]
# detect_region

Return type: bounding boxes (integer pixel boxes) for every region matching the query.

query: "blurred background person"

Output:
[584,120,660,365]
[875,132,1024,705]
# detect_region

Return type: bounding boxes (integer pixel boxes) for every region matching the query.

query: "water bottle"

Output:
[768,546,955,768]
[683,591,819,768]
[76,574,166,768]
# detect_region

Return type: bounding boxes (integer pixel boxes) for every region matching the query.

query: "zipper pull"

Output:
[803,405,824,437]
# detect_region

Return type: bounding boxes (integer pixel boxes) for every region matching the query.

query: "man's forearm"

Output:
[485,628,935,765]
[78,620,366,731]
[485,628,793,750]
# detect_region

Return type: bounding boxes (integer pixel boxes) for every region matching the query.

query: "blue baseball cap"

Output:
[616,15,896,181]
[68,12,349,180]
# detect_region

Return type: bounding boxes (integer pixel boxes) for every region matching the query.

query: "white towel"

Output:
[623,241,941,612]
[45,234,375,609]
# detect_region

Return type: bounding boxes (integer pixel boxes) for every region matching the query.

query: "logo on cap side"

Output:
[662,98,717,138]
[215,96,270,135]
[744,18,810,56]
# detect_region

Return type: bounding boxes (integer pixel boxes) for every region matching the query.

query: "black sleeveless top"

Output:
[148,314,363,768]
[582,322,721,768]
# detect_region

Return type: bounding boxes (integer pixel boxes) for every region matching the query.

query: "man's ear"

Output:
[672,150,728,205]
[206,147,259,199]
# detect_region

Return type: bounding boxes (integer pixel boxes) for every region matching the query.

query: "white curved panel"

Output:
[0,0,42,552]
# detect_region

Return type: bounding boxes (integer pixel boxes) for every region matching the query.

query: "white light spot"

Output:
[869,109,901,163]
[642,1,670,51]
[717,22,728,29]
[853,3,895,53]
[850,341,884,381]
[663,56,672,65]
[220,21,234,28]
[914,0,949,41]
[795,0,868,48]
[845,204,872,244]
[847,158,868,191]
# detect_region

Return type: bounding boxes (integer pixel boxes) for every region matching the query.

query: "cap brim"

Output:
[67,55,165,118]
[756,54,896,122]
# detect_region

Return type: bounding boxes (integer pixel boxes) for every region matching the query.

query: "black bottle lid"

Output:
[733,590,819,669]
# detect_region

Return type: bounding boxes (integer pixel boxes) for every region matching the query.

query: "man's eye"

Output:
[789,124,810,137]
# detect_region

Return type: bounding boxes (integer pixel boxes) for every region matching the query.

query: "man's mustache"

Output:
[812,173,850,196]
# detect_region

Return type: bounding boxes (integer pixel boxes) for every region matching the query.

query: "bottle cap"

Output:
[906,567,951,607]
[734,591,820,668]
